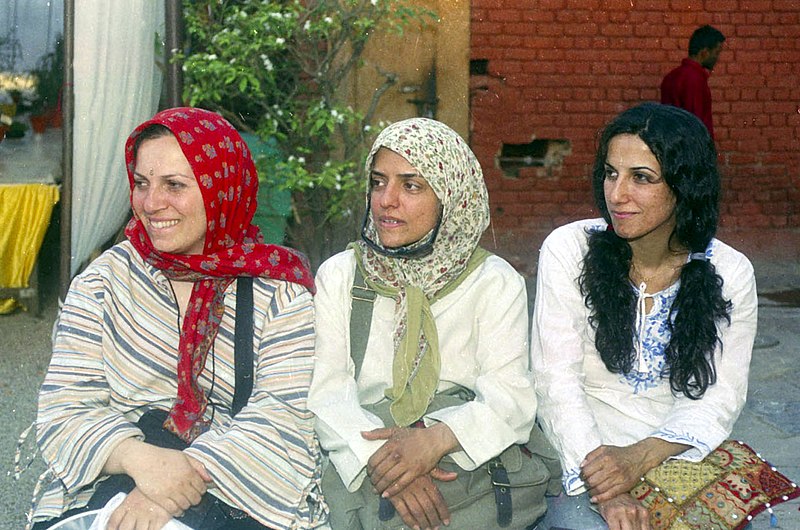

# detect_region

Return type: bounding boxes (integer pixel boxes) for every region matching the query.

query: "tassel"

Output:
[765,504,777,527]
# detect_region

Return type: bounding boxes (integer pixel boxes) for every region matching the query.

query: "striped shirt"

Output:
[34,241,327,529]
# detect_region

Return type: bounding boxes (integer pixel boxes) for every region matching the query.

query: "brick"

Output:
[487,9,524,23]
[472,21,504,35]
[520,10,556,23]
[669,0,705,11]
[740,0,773,12]
[774,0,800,11]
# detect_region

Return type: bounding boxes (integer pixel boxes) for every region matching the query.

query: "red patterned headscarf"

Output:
[124,107,314,442]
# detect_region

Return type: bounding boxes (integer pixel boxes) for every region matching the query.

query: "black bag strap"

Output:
[232,276,254,417]
[349,264,376,381]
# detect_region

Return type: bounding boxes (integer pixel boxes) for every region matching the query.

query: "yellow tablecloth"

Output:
[0,183,60,313]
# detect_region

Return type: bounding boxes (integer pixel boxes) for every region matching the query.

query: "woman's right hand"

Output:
[104,439,212,515]
[106,487,173,530]
[390,472,451,530]
[597,493,651,530]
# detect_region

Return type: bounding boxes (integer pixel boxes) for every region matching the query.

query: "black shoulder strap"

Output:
[350,264,376,381]
[232,276,254,417]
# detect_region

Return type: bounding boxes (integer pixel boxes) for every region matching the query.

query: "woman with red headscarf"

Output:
[29,108,326,529]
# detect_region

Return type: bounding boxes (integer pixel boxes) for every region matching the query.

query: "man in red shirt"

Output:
[660,25,726,139]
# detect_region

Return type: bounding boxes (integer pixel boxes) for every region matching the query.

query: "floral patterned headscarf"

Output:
[355,118,490,426]
[124,107,314,442]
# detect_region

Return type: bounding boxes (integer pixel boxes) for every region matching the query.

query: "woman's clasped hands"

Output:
[362,423,460,530]
[103,438,212,530]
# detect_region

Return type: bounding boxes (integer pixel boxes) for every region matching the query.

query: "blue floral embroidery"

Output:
[621,282,679,393]
[654,428,710,455]
[564,467,583,492]
[619,240,717,393]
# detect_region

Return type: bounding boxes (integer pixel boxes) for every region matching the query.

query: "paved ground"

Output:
[0,227,798,529]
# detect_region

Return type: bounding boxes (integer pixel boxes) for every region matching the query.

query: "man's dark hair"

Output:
[688,25,725,56]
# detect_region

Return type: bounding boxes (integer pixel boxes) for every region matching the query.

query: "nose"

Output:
[141,185,167,214]
[377,180,400,209]
[605,176,630,205]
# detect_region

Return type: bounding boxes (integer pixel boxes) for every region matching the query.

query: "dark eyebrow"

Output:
[630,165,659,173]
[370,168,421,179]
[603,162,658,173]
[132,171,194,179]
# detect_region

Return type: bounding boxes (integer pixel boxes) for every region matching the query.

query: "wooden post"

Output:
[164,0,183,108]
[60,0,74,300]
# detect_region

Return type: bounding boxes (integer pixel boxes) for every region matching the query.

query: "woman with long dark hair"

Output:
[531,103,757,529]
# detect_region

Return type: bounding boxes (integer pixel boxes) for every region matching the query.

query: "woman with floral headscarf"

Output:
[30,108,326,530]
[308,118,550,530]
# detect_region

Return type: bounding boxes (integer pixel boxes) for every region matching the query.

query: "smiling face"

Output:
[603,134,677,246]
[368,147,441,249]
[131,134,207,255]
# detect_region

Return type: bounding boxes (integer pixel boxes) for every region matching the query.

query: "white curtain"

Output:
[71,1,164,276]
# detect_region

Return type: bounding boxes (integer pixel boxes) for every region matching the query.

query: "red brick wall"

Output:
[470,0,800,259]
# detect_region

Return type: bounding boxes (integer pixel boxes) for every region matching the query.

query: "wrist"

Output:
[636,437,689,473]
[113,438,150,477]
[428,422,460,456]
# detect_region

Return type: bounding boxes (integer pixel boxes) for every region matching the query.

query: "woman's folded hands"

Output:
[362,423,461,529]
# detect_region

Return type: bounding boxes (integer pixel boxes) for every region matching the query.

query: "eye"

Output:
[404,180,422,192]
[167,179,187,191]
[133,178,147,189]
[603,168,618,181]
[635,171,662,184]
[369,177,385,189]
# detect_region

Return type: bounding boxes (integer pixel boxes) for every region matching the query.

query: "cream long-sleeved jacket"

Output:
[309,249,537,492]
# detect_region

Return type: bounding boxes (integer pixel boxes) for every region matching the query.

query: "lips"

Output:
[378,216,404,227]
[611,211,636,219]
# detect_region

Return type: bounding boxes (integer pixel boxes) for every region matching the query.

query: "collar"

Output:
[682,57,711,78]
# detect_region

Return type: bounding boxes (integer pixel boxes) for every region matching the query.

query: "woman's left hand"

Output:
[106,487,173,530]
[362,423,460,496]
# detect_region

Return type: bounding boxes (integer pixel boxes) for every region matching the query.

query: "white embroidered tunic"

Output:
[531,219,758,495]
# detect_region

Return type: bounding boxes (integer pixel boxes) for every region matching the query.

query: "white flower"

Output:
[275,37,285,45]
[335,183,341,190]
[371,0,378,5]
[298,157,306,164]
[206,54,218,61]
[304,20,311,31]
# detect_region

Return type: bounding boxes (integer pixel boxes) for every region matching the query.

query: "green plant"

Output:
[31,35,63,115]
[181,0,434,267]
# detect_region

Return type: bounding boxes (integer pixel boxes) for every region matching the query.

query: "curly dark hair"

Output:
[579,102,731,399]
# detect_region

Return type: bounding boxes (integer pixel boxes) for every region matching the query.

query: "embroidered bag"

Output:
[630,439,799,529]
